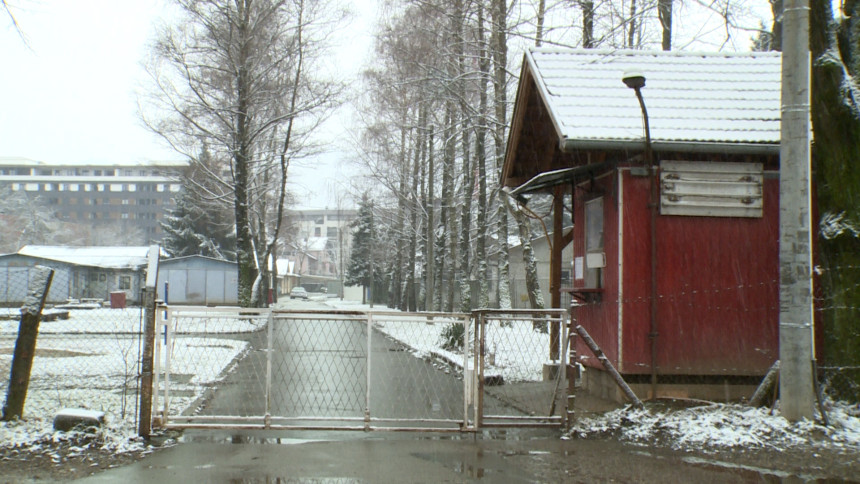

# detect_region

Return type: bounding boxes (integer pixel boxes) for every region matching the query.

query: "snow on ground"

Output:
[0,307,248,454]
[0,307,267,334]
[568,400,860,452]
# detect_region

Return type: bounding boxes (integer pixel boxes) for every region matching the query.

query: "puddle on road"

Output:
[179,433,325,445]
[477,428,561,441]
[682,456,833,483]
[411,452,494,479]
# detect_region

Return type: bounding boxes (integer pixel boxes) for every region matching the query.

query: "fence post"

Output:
[2,266,54,421]
[575,324,643,407]
[138,245,160,438]
[566,313,577,429]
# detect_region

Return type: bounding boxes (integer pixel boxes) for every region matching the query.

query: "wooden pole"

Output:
[2,266,54,421]
[750,360,780,407]
[575,324,643,407]
[138,245,159,438]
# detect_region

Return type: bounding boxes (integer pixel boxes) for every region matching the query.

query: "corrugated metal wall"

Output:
[157,257,239,306]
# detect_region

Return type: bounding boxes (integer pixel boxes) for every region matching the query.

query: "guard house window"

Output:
[584,197,605,289]
[119,275,131,290]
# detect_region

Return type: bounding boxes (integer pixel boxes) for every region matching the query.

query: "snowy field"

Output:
[368,312,550,383]
[1,302,859,459]
[0,307,249,453]
[0,307,267,335]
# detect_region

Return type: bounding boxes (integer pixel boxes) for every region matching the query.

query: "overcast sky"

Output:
[0,0,373,209]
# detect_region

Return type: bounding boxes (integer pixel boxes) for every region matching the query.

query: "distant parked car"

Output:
[290,287,308,300]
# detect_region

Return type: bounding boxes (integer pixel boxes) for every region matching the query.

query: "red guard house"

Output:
[501,48,795,401]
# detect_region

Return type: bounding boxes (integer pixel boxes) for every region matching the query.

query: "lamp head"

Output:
[622,69,646,89]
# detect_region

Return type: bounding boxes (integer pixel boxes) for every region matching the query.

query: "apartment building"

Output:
[0,157,187,241]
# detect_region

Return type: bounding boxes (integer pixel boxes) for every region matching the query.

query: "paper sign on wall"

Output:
[574,257,584,280]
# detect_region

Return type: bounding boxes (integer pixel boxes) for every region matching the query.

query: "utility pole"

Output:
[778,0,815,421]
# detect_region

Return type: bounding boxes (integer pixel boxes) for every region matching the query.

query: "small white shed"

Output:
[157,255,238,306]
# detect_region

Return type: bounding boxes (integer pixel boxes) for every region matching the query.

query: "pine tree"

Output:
[345,195,375,304]
[160,192,237,261]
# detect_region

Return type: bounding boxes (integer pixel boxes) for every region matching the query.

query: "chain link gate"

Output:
[150,306,569,432]
[152,307,478,432]
[475,309,570,428]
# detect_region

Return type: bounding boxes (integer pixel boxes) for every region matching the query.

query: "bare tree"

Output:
[2,0,28,45]
[141,0,341,306]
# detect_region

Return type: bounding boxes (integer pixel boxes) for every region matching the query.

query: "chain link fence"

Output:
[154,308,477,431]
[477,309,569,427]
[1,267,149,425]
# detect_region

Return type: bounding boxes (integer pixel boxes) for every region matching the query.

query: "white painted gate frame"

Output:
[152,306,480,432]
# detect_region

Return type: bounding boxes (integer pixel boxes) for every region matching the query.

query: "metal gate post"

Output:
[462,314,472,430]
[567,313,577,428]
[264,310,274,428]
[151,306,165,426]
[365,312,373,430]
[558,313,570,426]
[163,308,174,426]
[476,311,485,430]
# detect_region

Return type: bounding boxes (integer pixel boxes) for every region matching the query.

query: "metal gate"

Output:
[151,306,568,432]
[475,309,570,428]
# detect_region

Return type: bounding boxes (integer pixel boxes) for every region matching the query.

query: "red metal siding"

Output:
[621,170,780,375]
[618,171,653,374]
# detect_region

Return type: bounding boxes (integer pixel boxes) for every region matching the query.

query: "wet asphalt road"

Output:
[73,428,807,483]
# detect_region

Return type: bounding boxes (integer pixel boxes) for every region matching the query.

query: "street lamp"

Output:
[623,69,658,400]
[622,70,651,165]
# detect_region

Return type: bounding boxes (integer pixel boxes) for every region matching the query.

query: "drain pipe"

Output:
[623,71,658,399]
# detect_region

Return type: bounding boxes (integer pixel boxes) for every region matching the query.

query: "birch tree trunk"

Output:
[491,0,512,309]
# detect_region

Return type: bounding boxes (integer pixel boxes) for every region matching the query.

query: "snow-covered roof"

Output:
[304,237,329,252]
[275,258,296,277]
[523,48,781,150]
[17,245,154,269]
[160,254,235,265]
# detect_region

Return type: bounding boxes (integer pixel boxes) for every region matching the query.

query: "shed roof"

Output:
[301,237,329,252]
[17,245,154,269]
[275,258,297,277]
[527,48,781,148]
[160,254,236,267]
